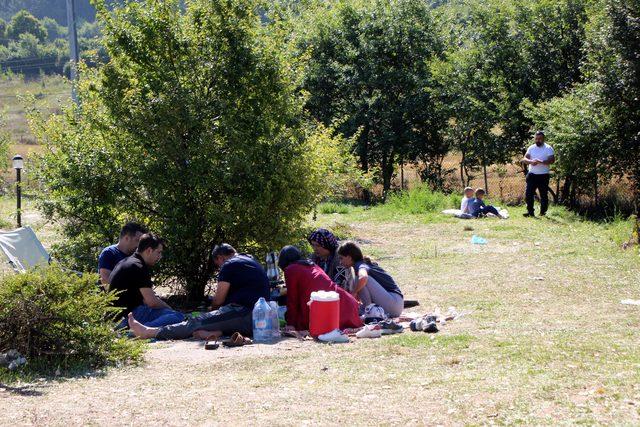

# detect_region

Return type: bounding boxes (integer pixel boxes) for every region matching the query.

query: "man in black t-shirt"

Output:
[110,233,184,328]
[128,243,269,340]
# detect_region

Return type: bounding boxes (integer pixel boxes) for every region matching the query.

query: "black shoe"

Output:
[539,211,546,217]
[523,212,534,218]
[423,321,438,333]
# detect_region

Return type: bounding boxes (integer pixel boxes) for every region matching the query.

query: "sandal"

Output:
[222,332,253,347]
[204,340,219,350]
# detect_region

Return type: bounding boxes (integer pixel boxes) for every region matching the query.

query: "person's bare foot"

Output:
[128,313,158,339]
[193,330,222,341]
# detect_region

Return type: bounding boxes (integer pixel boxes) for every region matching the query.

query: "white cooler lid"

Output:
[309,290,340,302]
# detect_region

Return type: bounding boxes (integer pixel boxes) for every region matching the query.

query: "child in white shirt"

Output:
[460,187,475,214]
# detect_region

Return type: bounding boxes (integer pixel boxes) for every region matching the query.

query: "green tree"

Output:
[586,0,640,238]
[298,0,446,197]
[33,0,354,300]
[524,83,613,206]
[0,18,7,46]
[41,16,66,42]
[6,10,47,43]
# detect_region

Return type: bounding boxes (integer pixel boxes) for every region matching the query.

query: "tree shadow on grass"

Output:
[0,382,45,397]
[0,360,110,396]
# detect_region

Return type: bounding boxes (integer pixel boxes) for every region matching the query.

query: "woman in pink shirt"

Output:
[278,246,362,332]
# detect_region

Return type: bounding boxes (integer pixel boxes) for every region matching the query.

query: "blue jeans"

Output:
[156,304,252,340]
[129,305,185,328]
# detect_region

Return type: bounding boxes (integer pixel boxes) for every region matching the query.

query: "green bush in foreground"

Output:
[0,267,143,374]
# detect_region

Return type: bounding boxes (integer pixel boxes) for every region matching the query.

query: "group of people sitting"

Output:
[97,223,404,341]
[459,187,506,219]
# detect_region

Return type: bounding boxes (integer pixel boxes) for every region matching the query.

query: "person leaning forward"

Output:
[110,233,184,328]
[127,243,270,340]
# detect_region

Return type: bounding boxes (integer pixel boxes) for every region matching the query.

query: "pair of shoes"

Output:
[378,319,403,335]
[318,329,350,343]
[356,324,382,339]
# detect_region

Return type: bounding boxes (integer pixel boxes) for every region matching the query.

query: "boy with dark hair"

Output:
[98,222,148,289]
[110,233,184,328]
[127,243,269,340]
[469,189,505,218]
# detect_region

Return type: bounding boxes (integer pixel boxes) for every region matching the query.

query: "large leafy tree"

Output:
[298,0,446,196]
[33,0,351,300]
[6,9,47,42]
[586,0,640,238]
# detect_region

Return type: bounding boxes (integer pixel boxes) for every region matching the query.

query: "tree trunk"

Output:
[400,159,405,191]
[381,151,395,198]
[459,150,466,187]
[483,163,488,195]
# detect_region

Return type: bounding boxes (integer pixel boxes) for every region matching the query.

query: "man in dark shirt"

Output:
[98,222,148,290]
[110,233,184,328]
[128,243,269,340]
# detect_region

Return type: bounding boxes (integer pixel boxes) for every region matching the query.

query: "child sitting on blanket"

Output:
[469,188,505,218]
[460,187,474,214]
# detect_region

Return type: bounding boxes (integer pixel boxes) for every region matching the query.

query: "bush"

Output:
[0,267,143,373]
[381,185,458,215]
[318,202,351,215]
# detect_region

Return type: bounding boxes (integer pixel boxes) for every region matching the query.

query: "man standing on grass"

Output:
[522,131,555,217]
[98,222,148,290]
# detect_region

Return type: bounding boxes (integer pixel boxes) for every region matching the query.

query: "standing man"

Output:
[522,131,555,217]
[98,222,148,289]
[127,243,269,340]
[110,233,184,328]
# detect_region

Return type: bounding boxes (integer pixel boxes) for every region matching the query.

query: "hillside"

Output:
[0,0,95,24]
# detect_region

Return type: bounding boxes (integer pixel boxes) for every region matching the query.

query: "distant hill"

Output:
[0,0,96,25]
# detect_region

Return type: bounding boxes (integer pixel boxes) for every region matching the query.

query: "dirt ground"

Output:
[1,206,640,426]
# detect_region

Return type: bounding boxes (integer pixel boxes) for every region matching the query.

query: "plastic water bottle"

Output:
[252,297,273,343]
[269,301,281,339]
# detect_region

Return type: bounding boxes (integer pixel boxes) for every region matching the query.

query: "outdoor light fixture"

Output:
[12,154,23,228]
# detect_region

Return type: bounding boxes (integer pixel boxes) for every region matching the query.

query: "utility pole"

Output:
[66,0,79,104]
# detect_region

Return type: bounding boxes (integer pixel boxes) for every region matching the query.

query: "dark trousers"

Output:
[476,205,501,217]
[525,173,550,215]
[156,304,252,340]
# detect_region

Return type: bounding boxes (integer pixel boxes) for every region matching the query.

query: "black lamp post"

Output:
[12,154,23,228]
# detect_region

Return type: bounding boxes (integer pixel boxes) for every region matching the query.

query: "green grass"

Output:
[0,73,71,145]
[1,189,640,424]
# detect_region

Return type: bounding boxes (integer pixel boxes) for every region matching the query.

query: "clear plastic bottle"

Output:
[252,297,273,343]
[269,301,281,339]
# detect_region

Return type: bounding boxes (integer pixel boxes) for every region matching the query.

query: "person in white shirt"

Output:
[522,131,555,217]
[460,187,474,214]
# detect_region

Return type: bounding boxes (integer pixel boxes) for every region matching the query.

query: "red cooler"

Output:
[309,291,340,337]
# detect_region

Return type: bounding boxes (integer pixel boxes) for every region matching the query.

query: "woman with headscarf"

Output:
[278,245,362,332]
[307,228,354,291]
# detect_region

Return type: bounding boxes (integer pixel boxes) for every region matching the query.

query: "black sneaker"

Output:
[539,211,547,217]
[423,320,439,333]
[523,212,535,218]
[378,320,403,335]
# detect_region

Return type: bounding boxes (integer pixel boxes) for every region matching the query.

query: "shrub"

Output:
[382,185,458,215]
[0,266,143,372]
